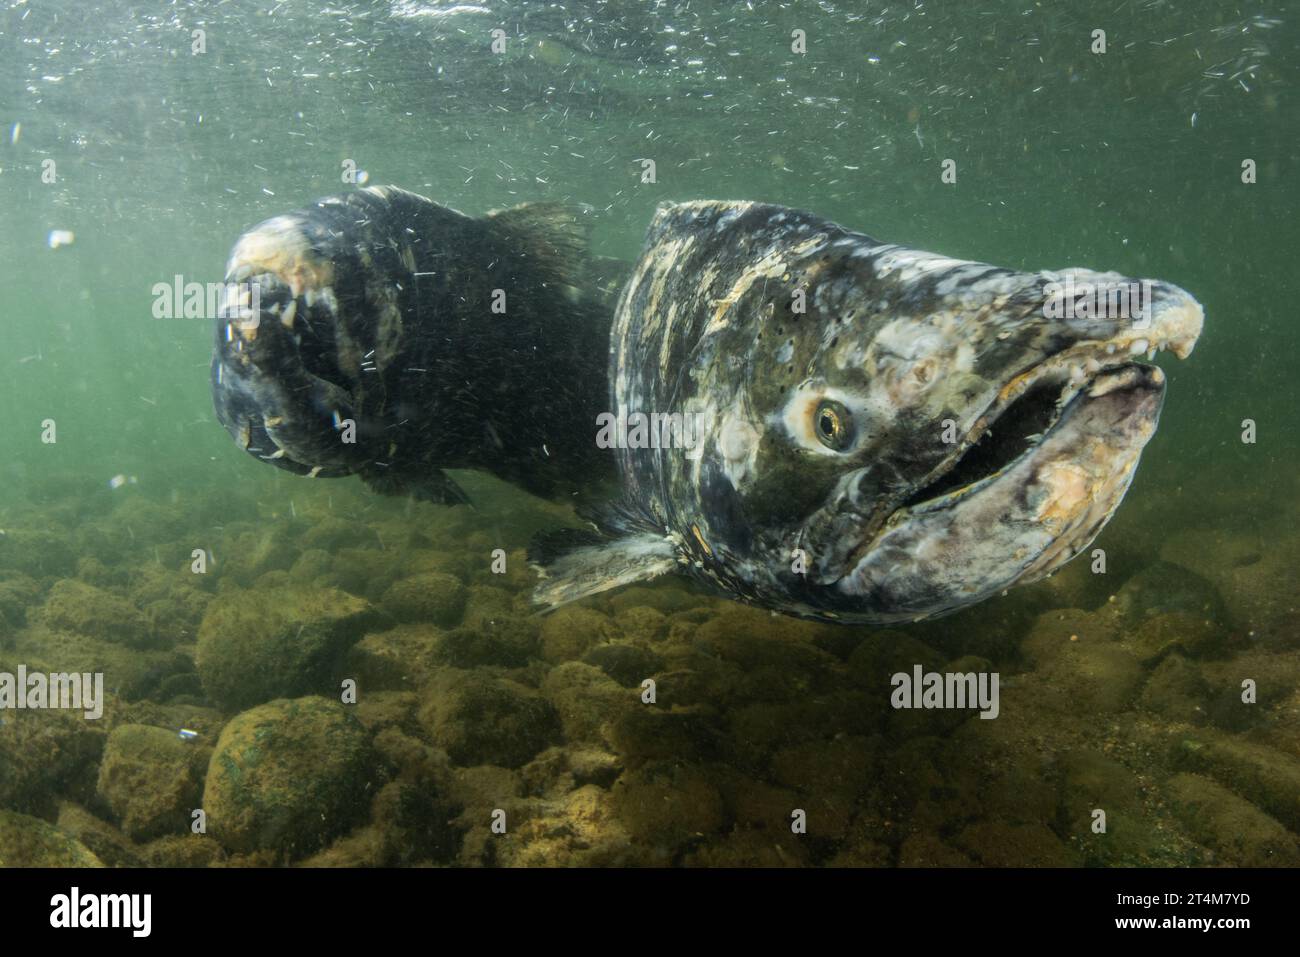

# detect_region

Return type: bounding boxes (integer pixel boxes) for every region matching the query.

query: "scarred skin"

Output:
[534,200,1204,623]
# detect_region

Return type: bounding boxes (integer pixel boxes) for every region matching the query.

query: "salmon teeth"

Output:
[1129,338,1149,355]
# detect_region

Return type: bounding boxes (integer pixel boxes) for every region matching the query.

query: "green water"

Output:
[0,0,1296,867]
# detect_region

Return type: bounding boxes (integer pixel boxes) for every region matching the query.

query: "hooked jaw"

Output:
[832,281,1203,621]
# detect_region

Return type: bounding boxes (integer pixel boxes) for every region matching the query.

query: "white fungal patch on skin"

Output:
[226,215,335,298]
[718,413,761,486]
[658,301,679,380]
[867,245,980,282]
[703,234,828,336]
[863,314,980,418]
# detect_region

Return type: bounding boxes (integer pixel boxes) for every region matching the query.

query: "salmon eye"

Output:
[813,400,853,451]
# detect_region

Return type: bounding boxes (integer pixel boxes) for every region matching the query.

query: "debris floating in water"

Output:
[9,122,19,144]
[47,229,75,249]
[178,728,200,741]
[107,474,138,490]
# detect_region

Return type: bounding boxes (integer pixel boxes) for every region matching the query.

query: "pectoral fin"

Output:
[530,531,678,610]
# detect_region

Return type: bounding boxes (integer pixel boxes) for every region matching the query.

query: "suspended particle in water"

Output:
[47,229,75,249]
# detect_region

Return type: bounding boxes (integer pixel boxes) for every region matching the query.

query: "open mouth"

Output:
[903,370,1068,506]
[899,288,1204,512]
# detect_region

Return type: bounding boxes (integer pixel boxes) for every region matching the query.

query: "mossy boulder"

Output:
[0,810,103,867]
[37,579,156,648]
[203,696,374,857]
[1164,773,1300,866]
[196,586,378,711]
[381,573,467,626]
[0,528,77,577]
[436,616,539,668]
[96,724,210,841]
[539,606,618,663]
[55,803,142,867]
[420,670,561,768]
[0,704,107,815]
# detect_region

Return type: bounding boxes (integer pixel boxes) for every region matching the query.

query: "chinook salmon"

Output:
[532,200,1203,624]
[211,186,618,503]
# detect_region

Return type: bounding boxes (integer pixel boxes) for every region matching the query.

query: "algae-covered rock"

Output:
[36,579,156,648]
[1038,638,1145,714]
[769,736,877,841]
[338,624,444,692]
[203,696,375,857]
[1110,560,1227,626]
[520,746,624,794]
[539,606,617,663]
[221,529,301,587]
[7,625,189,702]
[1164,773,1300,866]
[609,761,726,850]
[140,834,226,867]
[196,586,378,711]
[540,661,636,747]
[0,572,40,629]
[1055,749,1176,866]
[492,784,636,867]
[898,833,976,867]
[953,820,1081,867]
[1170,729,1300,832]
[381,573,467,626]
[1139,652,1209,723]
[613,606,669,642]
[607,583,705,615]
[609,705,726,768]
[0,705,107,815]
[0,809,103,867]
[583,643,665,687]
[55,802,142,867]
[1124,612,1223,664]
[421,669,561,768]
[96,724,210,841]
[437,615,539,668]
[846,631,947,688]
[825,835,894,868]
[299,518,381,552]
[0,528,77,577]
[288,548,334,584]
[458,584,515,626]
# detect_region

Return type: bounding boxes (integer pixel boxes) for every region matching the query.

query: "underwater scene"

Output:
[0,0,1296,874]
